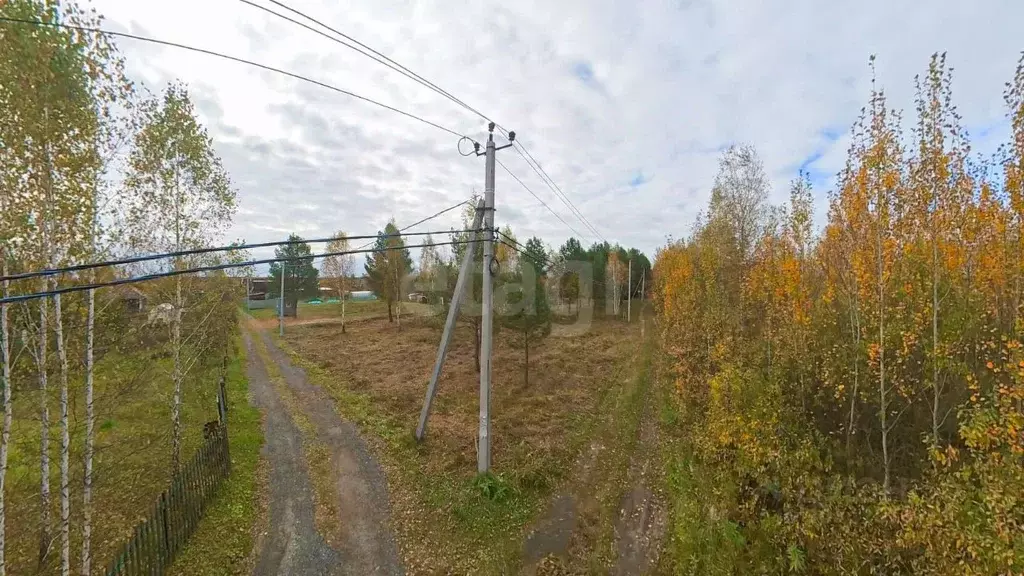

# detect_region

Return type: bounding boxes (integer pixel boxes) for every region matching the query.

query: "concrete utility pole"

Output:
[415,123,515,476]
[627,259,632,323]
[640,270,645,304]
[479,129,497,473]
[279,263,285,337]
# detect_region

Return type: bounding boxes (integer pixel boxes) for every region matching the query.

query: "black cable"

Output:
[0,239,477,305]
[256,0,496,129]
[508,141,605,242]
[457,136,476,157]
[496,237,550,274]
[234,2,602,242]
[0,229,465,283]
[355,198,471,250]
[239,2,605,243]
[496,159,588,240]
[496,235,638,296]
[0,16,468,139]
[497,231,552,269]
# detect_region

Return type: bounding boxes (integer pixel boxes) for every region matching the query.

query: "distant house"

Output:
[247,277,270,301]
[318,276,370,298]
[109,285,148,314]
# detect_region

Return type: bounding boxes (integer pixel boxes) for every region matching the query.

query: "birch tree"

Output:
[1,2,128,568]
[322,232,353,333]
[910,53,973,450]
[0,142,16,576]
[125,82,235,474]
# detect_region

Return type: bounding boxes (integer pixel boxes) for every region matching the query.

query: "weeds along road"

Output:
[243,321,403,576]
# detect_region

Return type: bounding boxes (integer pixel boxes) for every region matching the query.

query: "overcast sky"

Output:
[90,0,1022,267]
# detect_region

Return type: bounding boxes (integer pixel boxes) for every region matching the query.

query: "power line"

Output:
[496,159,587,240]
[1,229,466,283]
[496,234,637,296]
[0,16,469,139]
[252,0,495,130]
[496,239,549,275]
[0,239,477,305]
[245,1,607,243]
[496,231,551,270]
[237,2,605,243]
[355,198,470,250]
[506,139,606,242]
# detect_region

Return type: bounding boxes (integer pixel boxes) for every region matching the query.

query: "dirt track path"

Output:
[246,330,340,575]
[246,326,403,575]
[521,321,665,575]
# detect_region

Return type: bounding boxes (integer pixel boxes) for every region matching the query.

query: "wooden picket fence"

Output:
[103,421,230,575]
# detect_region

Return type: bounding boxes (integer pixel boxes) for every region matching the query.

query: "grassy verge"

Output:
[5,341,228,574]
[581,334,654,568]
[651,343,701,574]
[168,335,264,575]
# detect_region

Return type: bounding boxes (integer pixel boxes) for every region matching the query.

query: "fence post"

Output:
[140,519,148,575]
[127,526,137,576]
[217,375,227,424]
[187,457,198,533]
[160,491,170,564]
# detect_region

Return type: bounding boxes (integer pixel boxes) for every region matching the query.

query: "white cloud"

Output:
[89,0,1024,263]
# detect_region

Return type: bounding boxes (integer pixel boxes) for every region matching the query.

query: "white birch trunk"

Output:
[171,171,183,475]
[172,272,183,475]
[80,288,94,576]
[53,292,70,576]
[39,106,53,567]
[1,262,11,576]
[38,282,51,567]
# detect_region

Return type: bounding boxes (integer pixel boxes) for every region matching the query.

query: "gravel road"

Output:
[247,327,403,576]
[246,330,341,575]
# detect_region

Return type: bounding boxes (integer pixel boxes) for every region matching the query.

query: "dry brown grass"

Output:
[281,313,642,573]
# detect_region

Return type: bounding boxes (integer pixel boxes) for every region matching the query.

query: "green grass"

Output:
[245,299,386,320]
[168,335,264,575]
[272,337,532,573]
[5,339,229,575]
[562,328,656,570]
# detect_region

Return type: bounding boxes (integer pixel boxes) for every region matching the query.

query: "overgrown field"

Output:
[5,341,233,574]
[278,313,643,573]
[2,277,248,576]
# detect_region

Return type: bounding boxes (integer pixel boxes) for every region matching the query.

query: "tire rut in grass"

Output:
[611,338,667,576]
[259,331,403,576]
